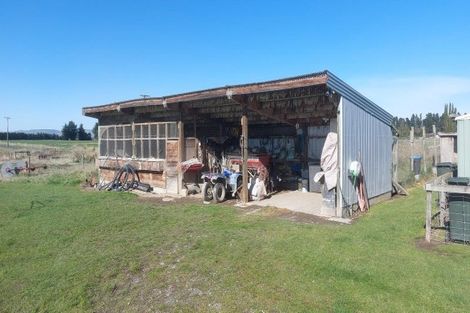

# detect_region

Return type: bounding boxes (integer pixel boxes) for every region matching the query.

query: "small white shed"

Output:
[438,132,457,163]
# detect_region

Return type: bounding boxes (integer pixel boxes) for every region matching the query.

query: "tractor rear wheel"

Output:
[212,182,226,203]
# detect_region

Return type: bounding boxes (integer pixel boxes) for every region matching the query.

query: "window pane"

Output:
[108,127,115,140]
[142,140,150,158]
[99,127,108,140]
[168,123,178,138]
[116,140,124,157]
[158,124,166,138]
[150,139,158,158]
[124,125,132,139]
[150,124,157,138]
[124,140,133,158]
[141,125,148,138]
[135,125,141,139]
[158,139,166,159]
[135,140,142,158]
[116,126,123,139]
[108,140,115,157]
[100,140,107,156]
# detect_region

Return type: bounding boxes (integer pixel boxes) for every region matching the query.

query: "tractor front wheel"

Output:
[202,182,214,202]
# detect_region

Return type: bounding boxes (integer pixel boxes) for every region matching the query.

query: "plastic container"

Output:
[448,191,470,242]
[411,155,422,175]
[447,177,470,186]
[436,162,458,177]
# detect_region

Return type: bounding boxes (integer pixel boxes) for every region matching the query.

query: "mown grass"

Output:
[1,176,470,312]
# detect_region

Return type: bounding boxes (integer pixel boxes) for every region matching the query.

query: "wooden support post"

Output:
[432,124,438,166]
[131,121,136,158]
[178,120,184,195]
[439,191,446,227]
[302,125,308,169]
[201,140,207,170]
[426,191,432,242]
[422,126,427,174]
[393,138,398,182]
[241,114,249,203]
[410,127,414,171]
[193,114,198,158]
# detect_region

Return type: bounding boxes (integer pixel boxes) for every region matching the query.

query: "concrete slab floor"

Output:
[253,190,336,217]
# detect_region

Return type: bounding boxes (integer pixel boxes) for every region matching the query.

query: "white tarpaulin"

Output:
[313,132,338,190]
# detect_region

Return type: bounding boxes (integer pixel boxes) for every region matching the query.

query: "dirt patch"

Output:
[137,194,204,206]
[415,238,442,251]
[138,194,336,225]
[415,238,469,257]
[238,204,334,224]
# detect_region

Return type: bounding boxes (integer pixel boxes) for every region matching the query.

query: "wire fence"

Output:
[394,135,440,187]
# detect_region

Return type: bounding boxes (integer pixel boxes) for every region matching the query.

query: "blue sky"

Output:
[1,0,469,131]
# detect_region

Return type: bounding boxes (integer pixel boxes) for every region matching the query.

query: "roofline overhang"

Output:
[82,70,393,127]
[82,71,329,116]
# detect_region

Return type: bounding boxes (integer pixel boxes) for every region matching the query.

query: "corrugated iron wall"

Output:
[457,118,470,177]
[339,97,393,213]
[307,125,330,161]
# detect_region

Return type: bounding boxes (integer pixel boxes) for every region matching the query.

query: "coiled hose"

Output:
[98,163,140,191]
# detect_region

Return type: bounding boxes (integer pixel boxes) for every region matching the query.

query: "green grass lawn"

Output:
[0,139,96,149]
[1,178,470,312]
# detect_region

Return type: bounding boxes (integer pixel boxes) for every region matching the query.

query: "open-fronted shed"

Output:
[83,70,393,217]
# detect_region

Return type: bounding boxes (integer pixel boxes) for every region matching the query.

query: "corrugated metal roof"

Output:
[326,71,393,126]
[456,113,470,121]
[83,70,393,127]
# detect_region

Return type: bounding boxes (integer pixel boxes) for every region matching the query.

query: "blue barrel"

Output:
[411,155,422,175]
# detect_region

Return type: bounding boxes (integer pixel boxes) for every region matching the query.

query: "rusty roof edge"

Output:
[163,70,328,99]
[82,97,163,115]
[82,70,330,115]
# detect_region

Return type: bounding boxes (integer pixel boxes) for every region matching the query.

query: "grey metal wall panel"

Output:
[308,125,329,161]
[340,97,393,210]
[457,118,470,177]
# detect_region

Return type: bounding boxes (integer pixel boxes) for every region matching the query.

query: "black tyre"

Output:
[212,182,226,203]
[202,182,214,202]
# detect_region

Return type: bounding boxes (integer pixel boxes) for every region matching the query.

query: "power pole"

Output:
[4,116,11,148]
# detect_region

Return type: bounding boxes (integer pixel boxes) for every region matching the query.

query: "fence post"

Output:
[410,127,414,171]
[426,191,432,242]
[422,126,427,174]
[432,125,438,166]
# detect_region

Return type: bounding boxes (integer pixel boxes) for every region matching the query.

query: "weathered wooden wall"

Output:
[99,168,166,189]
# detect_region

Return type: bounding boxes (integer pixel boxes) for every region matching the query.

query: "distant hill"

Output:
[16,129,62,136]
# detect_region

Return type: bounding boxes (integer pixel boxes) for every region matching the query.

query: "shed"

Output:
[456,114,470,177]
[438,132,458,164]
[83,70,393,217]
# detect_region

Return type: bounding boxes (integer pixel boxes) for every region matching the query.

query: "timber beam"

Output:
[231,95,295,126]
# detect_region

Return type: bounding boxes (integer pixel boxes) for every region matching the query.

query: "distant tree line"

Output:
[0,132,60,140]
[393,103,461,137]
[61,121,94,140]
[0,121,98,141]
